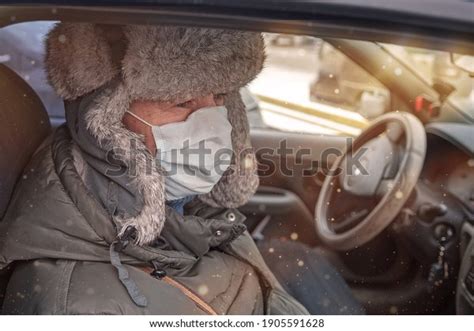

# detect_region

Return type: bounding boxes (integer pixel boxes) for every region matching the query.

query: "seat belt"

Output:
[138,266,218,315]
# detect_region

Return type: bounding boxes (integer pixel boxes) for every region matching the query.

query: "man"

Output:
[0,23,309,314]
[0,23,361,315]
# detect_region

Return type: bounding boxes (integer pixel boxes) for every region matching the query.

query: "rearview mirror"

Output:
[450,53,474,76]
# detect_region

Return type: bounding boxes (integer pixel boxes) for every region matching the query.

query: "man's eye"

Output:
[176,101,191,107]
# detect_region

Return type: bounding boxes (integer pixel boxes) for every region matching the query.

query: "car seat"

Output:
[0,63,51,311]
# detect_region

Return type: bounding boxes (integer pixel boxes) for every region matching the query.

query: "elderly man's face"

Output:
[123,94,225,155]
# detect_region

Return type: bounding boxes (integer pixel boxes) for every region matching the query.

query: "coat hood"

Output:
[44,23,265,245]
[0,128,246,271]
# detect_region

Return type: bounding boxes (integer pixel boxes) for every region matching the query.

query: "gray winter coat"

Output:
[0,124,308,315]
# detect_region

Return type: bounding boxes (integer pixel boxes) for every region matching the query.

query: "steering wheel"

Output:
[315,112,426,251]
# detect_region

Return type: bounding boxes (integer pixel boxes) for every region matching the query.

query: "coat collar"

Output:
[56,124,246,269]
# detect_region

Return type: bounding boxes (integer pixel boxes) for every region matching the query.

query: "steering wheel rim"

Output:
[315,112,426,251]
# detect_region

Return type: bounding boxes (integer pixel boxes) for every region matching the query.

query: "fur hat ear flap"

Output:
[199,90,259,208]
[45,23,121,100]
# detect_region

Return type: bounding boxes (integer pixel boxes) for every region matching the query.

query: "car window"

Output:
[248,34,395,136]
[0,21,64,119]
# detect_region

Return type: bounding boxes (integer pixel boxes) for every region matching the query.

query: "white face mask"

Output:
[126,106,233,201]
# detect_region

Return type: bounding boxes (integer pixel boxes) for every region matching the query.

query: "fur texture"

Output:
[122,25,265,103]
[84,81,166,245]
[200,91,259,208]
[45,23,265,245]
[45,24,120,100]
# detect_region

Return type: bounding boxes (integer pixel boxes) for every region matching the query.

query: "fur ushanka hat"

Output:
[45,23,265,245]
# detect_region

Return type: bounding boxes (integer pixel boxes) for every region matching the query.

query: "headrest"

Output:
[0,64,51,219]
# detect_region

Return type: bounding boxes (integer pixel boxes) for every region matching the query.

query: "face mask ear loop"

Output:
[125,110,154,128]
[125,111,164,155]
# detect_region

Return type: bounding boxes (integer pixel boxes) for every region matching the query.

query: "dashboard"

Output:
[421,122,474,314]
[422,123,474,211]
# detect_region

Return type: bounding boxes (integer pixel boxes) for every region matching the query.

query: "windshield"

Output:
[380,43,474,120]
